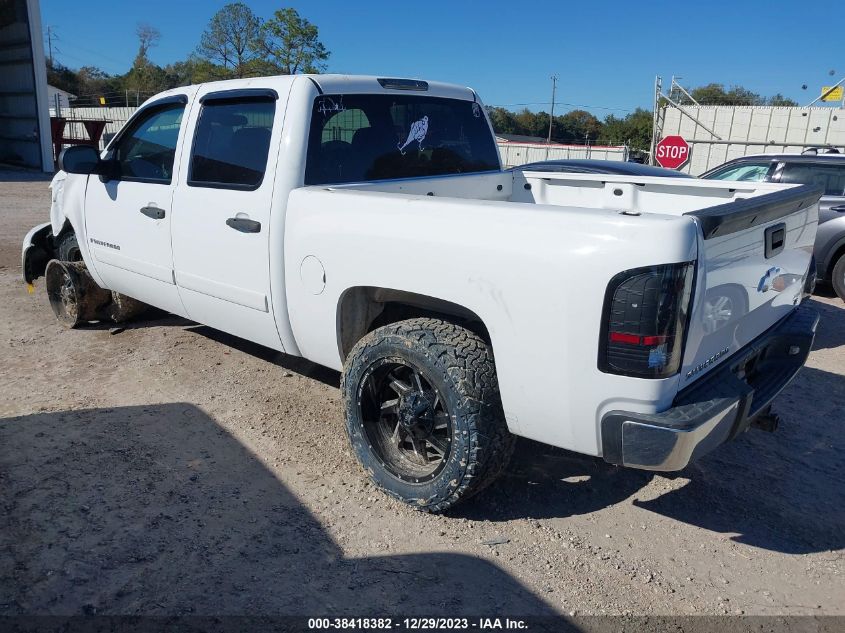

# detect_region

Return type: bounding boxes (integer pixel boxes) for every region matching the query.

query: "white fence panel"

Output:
[659,105,845,175]
[497,142,628,168]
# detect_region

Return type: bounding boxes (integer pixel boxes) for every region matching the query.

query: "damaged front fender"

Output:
[22,222,52,285]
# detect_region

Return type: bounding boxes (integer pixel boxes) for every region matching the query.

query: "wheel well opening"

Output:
[337,287,491,361]
[827,242,845,281]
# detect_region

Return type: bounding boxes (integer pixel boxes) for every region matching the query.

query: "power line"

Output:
[488,101,636,113]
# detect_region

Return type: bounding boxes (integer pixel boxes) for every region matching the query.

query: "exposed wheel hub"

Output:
[398,391,435,438]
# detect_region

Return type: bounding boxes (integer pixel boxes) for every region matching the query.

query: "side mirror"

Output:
[58,145,100,174]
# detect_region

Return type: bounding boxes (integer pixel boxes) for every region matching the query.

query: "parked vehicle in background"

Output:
[703,153,845,299]
[514,159,691,177]
[22,75,821,513]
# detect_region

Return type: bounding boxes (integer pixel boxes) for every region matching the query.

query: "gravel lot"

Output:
[1,172,843,617]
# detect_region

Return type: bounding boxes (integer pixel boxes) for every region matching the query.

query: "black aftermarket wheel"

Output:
[342,318,515,513]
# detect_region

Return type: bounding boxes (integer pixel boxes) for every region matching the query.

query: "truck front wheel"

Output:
[45,260,111,328]
[341,318,515,513]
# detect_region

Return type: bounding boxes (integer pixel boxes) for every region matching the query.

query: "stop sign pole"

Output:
[655,135,690,170]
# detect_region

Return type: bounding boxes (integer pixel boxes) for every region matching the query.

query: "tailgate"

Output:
[679,184,821,387]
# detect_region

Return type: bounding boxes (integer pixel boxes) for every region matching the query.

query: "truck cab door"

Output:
[170,88,285,350]
[84,95,190,316]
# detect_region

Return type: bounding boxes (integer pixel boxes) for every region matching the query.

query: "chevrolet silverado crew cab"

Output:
[22,75,821,512]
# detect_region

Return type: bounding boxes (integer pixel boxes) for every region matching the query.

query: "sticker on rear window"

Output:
[317,96,345,116]
[398,115,429,155]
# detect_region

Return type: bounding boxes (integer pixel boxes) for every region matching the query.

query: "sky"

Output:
[41,0,845,118]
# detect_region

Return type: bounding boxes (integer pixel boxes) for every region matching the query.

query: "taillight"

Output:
[599,263,694,378]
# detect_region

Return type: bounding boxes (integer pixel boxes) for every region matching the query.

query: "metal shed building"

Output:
[0,0,52,171]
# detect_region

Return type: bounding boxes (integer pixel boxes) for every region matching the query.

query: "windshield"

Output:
[305,94,500,185]
[706,162,772,182]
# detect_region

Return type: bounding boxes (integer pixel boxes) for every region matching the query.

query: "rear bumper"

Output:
[601,305,819,471]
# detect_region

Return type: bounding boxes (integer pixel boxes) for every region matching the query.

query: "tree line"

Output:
[46,3,798,152]
[488,84,798,150]
[47,3,328,106]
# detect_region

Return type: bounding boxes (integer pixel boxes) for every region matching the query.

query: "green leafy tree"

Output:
[556,109,602,143]
[768,93,798,106]
[125,23,166,97]
[513,109,546,138]
[602,108,653,150]
[486,107,521,135]
[196,2,261,78]
[254,8,329,74]
[164,55,230,86]
[46,60,80,96]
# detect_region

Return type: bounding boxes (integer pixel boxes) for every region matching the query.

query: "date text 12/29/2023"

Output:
[308,617,529,630]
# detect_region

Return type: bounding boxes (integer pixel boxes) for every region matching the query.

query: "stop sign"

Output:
[655,135,690,169]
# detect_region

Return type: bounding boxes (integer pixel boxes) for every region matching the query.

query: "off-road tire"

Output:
[45,260,111,328]
[342,318,515,513]
[55,231,82,262]
[832,254,845,301]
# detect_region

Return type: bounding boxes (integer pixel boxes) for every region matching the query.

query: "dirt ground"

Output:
[1,171,843,617]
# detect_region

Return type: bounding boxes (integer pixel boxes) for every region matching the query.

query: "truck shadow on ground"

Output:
[0,404,557,617]
[806,296,845,351]
[631,363,845,555]
[186,324,342,388]
[454,439,653,522]
[116,302,843,557]
[457,371,844,555]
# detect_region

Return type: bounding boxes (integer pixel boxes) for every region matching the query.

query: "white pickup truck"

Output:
[23,75,821,512]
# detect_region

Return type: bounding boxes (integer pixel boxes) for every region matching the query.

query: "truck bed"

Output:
[319,170,819,389]
[286,170,818,455]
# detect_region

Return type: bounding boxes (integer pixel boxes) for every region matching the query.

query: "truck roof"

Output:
[722,152,845,163]
[149,74,478,106]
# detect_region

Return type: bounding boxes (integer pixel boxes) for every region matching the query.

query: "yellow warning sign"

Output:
[821,86,844,102]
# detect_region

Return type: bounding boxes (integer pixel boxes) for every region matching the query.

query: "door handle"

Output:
[140,205,165,219]
[226,217,261,233]
[830,205,845,212]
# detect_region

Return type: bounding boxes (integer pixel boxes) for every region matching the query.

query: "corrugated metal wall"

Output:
[0,0,51,170]
[496,142,628,168]
[659,105,845,175]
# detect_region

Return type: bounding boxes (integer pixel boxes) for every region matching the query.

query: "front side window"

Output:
[114,104,185,184]
[305,94,500,185]
[780,162,845,196]
[189,98,275,189]
[707,162,773,182]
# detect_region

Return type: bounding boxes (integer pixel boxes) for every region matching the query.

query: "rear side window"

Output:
[780,163,845,196]
[305,94,500,185]
[707,162,772,182]
[189,98,275,190]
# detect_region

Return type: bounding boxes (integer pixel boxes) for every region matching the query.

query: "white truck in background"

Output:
[22,75,821,512]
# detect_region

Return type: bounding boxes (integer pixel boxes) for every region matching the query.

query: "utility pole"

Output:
[46,26,54,66]
[547,74,558,144]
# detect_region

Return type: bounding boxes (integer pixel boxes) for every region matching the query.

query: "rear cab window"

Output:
[305,94,500,185]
